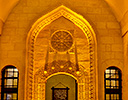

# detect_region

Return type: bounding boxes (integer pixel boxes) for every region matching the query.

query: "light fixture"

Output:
[69,67,72,70]
[44,71,47,74]
[76,71,80,75]
[52,67,55,69]
[60,65,64,68]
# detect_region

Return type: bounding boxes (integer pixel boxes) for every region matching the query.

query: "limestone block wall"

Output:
[0,0,123,100]
[34,17,89,72]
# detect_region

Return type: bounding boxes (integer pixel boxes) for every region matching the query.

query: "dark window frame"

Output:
[51,87,69,100]
[104,66,122,100]
[1,65,19,100]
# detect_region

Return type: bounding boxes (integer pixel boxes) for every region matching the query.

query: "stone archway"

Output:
[26,5,97,100]
[45,74,77,100]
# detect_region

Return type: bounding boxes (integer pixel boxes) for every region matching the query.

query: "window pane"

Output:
[106,94,109,99]
[105,69,110,73]
[106,74,110,78]
[116,80,119,86]
[111,80,116,87]
[116,74,119,78]
[115,70,118,74]
[111,69,115,73]
[4,79,7,85]
[114,94,116,99]
[2,66,19,100]
[106,80,110,86]
[111,94,113,99]
[4,71,8,77]
[14,79,17,85]
[111,73,115,78]
[13,93,17,99]
[7,79,13,85]
[4,93,6,99]
[14,72,18,77]
[7,72,13,77]
[7,93,13,100]
[7,68,13,71]
[14,68,18,72]
[117,94,119,99]
[105,67,121,100]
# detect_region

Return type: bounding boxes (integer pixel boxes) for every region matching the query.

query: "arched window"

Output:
[1,66,19,100]
[105,67,122,100]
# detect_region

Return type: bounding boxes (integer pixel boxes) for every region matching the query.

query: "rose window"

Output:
[51,30,73,52]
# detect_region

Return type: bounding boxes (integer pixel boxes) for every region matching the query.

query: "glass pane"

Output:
[7,79,13,85]
[7,72,13,77]
[116,80,119,86]
[14,68,18,72]
[111,94,114,99]
[4,71,8,77]
[106,86,110,89]
[106,69,110,73]
[5,79,13,88]
[106,94,109,99]
[106,80,110,86]
[111,73,115,78]
[7,93,13,100]
[111,80,116,87]
[7,68,13,71]
[114,94,116,99]
[14,72,18,77]
[4,79,7,85]
[115,70,118,74]
[115,74,119,78]
[14,79,17,85]
[111,69,115,73]
[4,93,6,99]
[13,93,17,99]
[117,94,119,99]
[106,74,110,78]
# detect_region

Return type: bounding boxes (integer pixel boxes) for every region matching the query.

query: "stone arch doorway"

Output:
[46,74,78,100]
[26,5,97,100]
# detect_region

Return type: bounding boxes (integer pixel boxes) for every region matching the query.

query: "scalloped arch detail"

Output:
[26,5,97,100]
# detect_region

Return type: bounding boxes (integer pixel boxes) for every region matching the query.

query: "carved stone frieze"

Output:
[26,5,97,100]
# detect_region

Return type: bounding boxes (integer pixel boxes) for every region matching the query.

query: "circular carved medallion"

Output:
[51,30,73,52]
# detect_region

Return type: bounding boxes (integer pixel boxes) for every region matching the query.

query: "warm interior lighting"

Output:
[44,71,47,74]
[76,71,80,75]
[51,67,55,69]
[69,67,72,70]
[60,65,64,68]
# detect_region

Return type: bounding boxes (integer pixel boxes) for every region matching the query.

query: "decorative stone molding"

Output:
[0,19,3,35]
[26,5,97,100]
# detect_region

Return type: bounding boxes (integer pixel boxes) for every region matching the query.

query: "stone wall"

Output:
[0,0,123,100]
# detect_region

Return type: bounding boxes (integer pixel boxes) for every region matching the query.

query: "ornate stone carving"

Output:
[26,5,97,100]
[51,30,73,52]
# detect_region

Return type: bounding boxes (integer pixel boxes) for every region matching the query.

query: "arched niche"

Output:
[26,5,97,100]
[46,74,77,100]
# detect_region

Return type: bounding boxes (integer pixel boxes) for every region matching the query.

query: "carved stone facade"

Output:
[26,6,97,100]
[0,0,125,99]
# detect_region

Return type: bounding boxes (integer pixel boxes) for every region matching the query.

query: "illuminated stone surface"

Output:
[0,0,125,100]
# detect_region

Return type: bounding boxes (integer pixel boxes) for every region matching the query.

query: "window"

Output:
[51,87,69,100]
[1,66,19,100]
[105,67,122,100]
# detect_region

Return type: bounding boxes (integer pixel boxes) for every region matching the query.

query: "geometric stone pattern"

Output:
[26,6,97,100]
[34,60,89,100]
[51,30,73,52]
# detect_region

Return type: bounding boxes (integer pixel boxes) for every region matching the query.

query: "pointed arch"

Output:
[26,5,97,100]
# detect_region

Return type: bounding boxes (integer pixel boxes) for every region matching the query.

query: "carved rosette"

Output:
[27,6,96,100]
[51,30,73,52]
